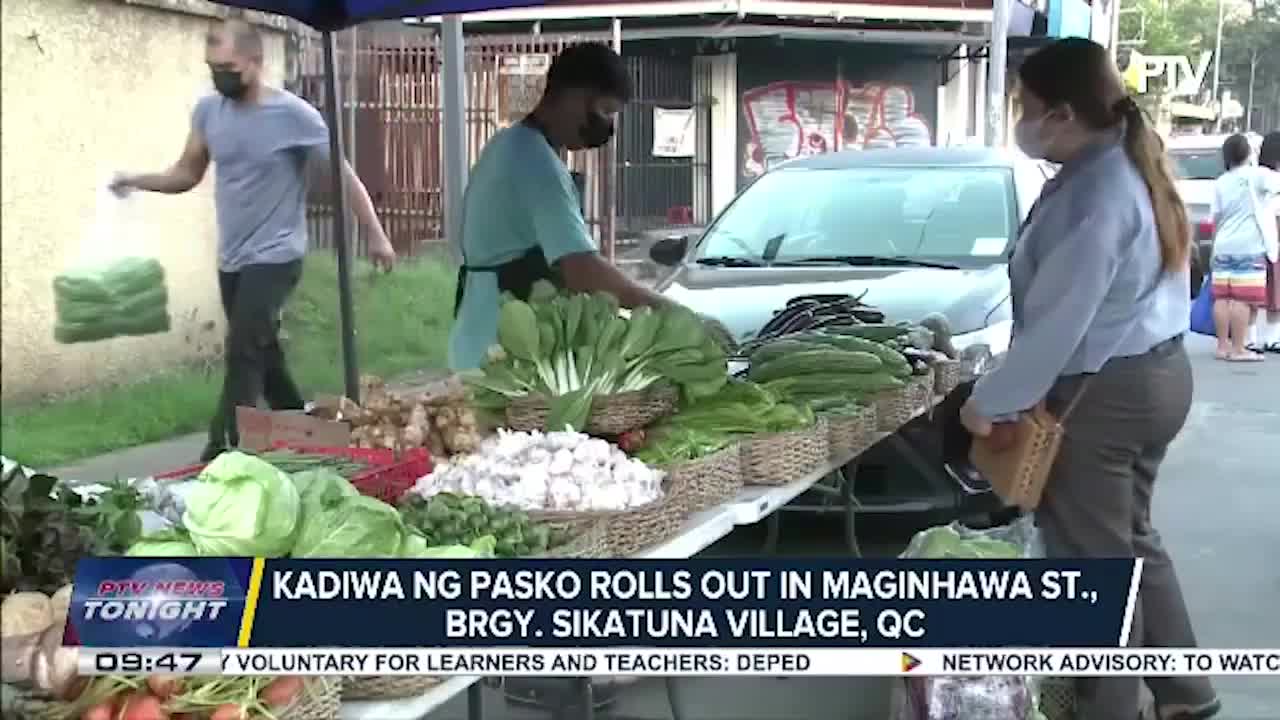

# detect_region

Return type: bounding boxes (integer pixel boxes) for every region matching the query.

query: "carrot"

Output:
[80,702,114,720]
[209,703,247,720]
[119,693,167,720]
[258,676,305,708]
[146,675,183,699]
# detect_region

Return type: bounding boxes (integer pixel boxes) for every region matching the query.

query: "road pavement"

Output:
[50,334,1279,719]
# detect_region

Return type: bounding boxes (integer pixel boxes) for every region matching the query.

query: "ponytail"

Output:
[1114,97,1191,273]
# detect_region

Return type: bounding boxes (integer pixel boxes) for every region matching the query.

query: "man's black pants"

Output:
[207,261,305,450]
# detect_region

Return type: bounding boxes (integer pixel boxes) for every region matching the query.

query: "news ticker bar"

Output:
[80,648,1280,678]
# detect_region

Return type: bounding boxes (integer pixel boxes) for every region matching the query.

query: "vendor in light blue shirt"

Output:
[960,38,1219,720]
[449,42,675,371]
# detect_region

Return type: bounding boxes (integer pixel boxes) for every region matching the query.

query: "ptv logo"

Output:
[901,653,922,673]
[1122,50,1214,97]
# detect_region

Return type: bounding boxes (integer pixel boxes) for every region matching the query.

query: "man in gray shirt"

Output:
[112,18,395,461]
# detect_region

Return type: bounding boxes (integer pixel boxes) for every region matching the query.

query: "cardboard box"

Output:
[235,406,350,452]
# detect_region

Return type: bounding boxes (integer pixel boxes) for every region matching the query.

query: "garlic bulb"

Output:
[408,429,664,512]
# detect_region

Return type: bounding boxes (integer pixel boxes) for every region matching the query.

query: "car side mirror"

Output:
[649,235,690,267]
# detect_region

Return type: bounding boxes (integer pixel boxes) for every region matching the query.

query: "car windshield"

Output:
[695,165,1016,263]
[1169,149,1225,180]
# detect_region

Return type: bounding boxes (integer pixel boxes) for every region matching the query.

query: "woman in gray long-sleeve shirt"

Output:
[960,39,1219,720]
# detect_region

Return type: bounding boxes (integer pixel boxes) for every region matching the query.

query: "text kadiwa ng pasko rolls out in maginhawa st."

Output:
[68,558,1142,649]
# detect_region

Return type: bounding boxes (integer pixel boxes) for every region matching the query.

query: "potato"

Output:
[401,425,426,449]
[408,404,430,431]
[2,592,53,638]
[1,631,41,684]
[50,585,73,625]
[31,625,79,698]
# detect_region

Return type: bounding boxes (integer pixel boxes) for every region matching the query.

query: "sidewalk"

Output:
[51,433,206,482]
[50,367,454,482]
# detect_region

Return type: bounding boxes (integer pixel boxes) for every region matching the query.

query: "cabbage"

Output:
[292,494,405,558]
[398,531,431,557]
[904,525,1021,560]
[292,468,358,506]
[182,451,300,557]
[127,530,198,557]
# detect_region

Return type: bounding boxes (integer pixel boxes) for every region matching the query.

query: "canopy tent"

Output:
[206,1,575,31]
[206,1,571,401]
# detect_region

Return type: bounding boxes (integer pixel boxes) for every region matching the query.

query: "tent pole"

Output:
[323,29,361,403]
[441,15,469,262]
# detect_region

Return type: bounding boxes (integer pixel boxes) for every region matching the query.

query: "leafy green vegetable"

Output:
[292,468,358,508]
[183,451,301,558]
[638,378,812,463]
[466,288,729,429]
[126,529,198,557]
[292,491,406,558]
[400,494,554,557]
[905,525,1021,559]
[1,465,101,594]
[404,535,498,558]
[498,300,541,362]
[546,387,594,433]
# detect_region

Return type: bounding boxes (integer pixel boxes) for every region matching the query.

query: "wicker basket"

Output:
[969,402,1064,512]
[528,477,691,557]
[1038,677,1076,720]
[907,368,935,412]
[661,443,744,513]
[873,386,916,431]
[9,678,342,720]
[505,384,678,435]
[822,405,877,461]
[932,358,962,395]
[604,478,690,555]
[534,518,610,559]
[740,420,829,486]
[341,675,440,702]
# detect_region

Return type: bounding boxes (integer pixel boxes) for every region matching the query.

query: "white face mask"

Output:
[1014,116,1049,159]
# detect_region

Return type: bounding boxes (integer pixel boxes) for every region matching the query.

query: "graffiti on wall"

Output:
[742,80,933,177]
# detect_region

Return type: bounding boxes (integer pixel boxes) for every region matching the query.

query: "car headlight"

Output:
[950,319,1013,377]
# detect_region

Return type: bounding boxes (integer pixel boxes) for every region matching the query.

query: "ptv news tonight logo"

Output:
[79,562,229,642]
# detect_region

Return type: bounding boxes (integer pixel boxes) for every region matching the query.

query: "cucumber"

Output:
[827,324,911,342]
[764,372,905,397]
[789,333,913,377]
[749,339,831,366]
[748,349,884,383]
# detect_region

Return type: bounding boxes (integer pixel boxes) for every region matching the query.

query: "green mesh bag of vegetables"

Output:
[52,190,171,344]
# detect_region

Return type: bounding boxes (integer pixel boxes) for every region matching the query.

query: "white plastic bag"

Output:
[890,516,1046,720]
[52,181,170,344]
[900,514,1043,561]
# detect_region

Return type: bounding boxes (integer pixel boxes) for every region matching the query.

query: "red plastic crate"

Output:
[153,443,433,505]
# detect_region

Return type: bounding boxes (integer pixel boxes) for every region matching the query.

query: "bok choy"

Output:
[464,281,728,431]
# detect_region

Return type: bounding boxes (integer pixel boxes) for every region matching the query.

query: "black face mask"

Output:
[212,69,248,99]
[579,112,615,149]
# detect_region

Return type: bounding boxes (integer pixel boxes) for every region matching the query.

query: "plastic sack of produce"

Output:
[900,514,1043,561]
[52,184,170,344]
[889,515,1047,720]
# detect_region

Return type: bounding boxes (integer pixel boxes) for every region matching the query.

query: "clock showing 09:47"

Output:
[80,650,224,676]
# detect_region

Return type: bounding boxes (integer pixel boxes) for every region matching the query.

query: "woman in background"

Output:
[959,38,1218,720]
[1210,134,1280,360]
[1249,131,1280,352]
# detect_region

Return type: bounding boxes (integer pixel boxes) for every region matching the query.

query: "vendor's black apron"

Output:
[452,115,575,317]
